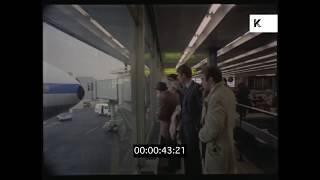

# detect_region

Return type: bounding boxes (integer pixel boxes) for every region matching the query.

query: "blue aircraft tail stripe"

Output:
[44,83,80,94]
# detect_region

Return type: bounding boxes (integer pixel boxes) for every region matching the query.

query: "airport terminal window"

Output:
[248,76,274,90]
[43,4,138,175]
[143,10,154,140]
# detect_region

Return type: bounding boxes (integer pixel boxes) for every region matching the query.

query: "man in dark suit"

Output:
[176,64,202,174]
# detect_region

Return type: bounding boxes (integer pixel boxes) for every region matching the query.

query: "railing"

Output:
[237,103,277,117]
[236,103,278,161]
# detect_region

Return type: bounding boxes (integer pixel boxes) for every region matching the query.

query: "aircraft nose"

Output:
[77,85,85,100]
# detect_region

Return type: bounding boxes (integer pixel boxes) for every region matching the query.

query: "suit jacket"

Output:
[199,81,237,174]
[181,81,202,127]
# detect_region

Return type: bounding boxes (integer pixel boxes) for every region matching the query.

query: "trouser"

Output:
[160,136,181,172]
[181,123,202,175]
[201,142,206,159]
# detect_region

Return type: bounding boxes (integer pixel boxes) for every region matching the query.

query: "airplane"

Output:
[43,61,85,120]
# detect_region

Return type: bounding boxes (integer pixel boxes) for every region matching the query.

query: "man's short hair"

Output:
[203,65,222,83]
[177,64,192,78]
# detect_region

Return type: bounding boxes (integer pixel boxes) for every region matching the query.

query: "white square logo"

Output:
[250,15,278,33]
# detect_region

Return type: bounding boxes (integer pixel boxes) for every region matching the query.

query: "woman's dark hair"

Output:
[203,65,222,83]
[167,74,178,81]
[177,64,192,78]
[156,82,168,91]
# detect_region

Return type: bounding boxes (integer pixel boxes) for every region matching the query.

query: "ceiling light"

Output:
[223,59,276,72]
[90,18,113,37]
[223,65,277,74]
[256,74,276,76]
[72,5,89,17]
[112,38,125,49]
[195,15,212,36]
[188,36,198,47]
[192,58,208,69]
[228,66,276,74]
[220,53,277,70]
[222,66,276,75]
[223,63,276,73]
[176,5,235,68]
[209,4,221,14]
[217,32,261,56]
[218,41,277,66]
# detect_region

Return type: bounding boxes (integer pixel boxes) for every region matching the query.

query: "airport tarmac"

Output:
[43,107,122,175]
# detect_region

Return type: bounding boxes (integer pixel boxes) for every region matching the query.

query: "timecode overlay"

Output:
[133,145,187,158]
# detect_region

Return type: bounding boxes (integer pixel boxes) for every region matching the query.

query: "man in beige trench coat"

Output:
[199,65,237,174]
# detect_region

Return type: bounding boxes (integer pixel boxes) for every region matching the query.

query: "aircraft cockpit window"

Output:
[43,85,49,93]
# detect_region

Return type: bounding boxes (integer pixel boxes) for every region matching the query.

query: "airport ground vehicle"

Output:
[95,103,111,116]
[57,112,72,121]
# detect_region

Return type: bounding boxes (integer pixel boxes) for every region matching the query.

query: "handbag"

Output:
[169,105,181,141]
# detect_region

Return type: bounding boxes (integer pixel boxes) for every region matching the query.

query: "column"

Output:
[208,48,218,66]
[130,5,146,169]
